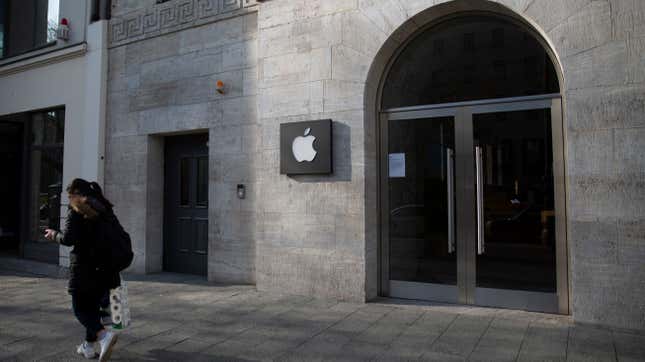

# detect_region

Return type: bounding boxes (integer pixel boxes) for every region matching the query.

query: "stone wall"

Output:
[254,0,645,329]
[106,0,259,281]
[106,0,645,331]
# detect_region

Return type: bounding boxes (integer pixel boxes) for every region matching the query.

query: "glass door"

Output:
[381,97,568,314]
[471,108,560,312]
[384,113,458,303]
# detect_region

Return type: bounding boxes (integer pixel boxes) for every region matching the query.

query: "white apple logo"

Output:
[292,127,317,162]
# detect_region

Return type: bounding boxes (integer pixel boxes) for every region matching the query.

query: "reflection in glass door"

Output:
[387,116,457,302]
[382,98,567,313]
[473,109,558,312]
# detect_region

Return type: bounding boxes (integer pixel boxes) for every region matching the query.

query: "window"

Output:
[491,28,504,48]
[382,16,559,108]
[29,109,64,242]
[180,158,190,206]
[196,157,208,207]
[463,33,475,51]
[0,0,60,59]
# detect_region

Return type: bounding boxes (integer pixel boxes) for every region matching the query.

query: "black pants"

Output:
[71,288,107,342]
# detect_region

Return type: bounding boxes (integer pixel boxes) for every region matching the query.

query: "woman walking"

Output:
[45,178,120,361]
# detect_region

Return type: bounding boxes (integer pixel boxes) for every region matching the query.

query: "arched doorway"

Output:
[378,13,568,314]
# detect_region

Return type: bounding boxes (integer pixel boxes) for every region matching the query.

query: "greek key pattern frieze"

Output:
[109,0,259,47]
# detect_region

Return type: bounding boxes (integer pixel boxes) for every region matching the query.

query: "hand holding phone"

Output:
[44,228,57,241]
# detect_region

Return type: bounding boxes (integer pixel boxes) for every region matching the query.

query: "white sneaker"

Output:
[97,330,118,362]
[76,341,98,359]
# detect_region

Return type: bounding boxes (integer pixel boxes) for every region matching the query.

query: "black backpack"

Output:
[97,211,134,272]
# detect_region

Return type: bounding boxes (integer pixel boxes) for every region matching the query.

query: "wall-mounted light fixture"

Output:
[57,18,70,41]
[216,80,225,94]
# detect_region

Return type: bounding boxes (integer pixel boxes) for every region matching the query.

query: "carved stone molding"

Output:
[109,0,259,48]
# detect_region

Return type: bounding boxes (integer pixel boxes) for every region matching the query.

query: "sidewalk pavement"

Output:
[1,258,644,361]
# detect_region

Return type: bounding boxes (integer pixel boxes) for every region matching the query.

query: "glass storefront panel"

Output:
[29,148,63,241]
[388,116,457,285]
[382,16,559,109]
[473,109,556,292]
[29,109,64,244]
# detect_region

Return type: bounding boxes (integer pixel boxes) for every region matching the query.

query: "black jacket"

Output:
[56,198,121,294]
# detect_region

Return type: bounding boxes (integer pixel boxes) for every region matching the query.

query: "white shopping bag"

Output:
[109,278,130,330]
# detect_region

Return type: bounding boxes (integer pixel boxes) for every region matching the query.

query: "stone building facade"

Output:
[105,0,645,332]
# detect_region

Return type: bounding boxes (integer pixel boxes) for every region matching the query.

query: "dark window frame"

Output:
[0,0,60,60]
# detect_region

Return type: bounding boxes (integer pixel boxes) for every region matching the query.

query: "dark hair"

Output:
[66,178,114,209]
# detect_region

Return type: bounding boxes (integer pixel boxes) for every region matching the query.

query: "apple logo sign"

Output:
[292,127,317,162]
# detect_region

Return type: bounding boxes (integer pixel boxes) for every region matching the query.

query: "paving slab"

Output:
[1,262,644,362]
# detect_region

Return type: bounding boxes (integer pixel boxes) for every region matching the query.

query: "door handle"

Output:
[447,148,455,254]
[476,146,485,255]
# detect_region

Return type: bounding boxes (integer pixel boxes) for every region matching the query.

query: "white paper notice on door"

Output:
[389,153,405,178]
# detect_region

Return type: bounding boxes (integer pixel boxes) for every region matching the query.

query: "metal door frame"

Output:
[379,94,569,314]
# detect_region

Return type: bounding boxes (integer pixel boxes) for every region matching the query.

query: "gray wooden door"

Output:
[163,134,208,275]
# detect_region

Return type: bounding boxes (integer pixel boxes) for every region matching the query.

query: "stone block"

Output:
[548,1,611,58]
[125,31,180,68]
[396,0,434,18]
[259,48,331,88]
[334,214,365,259]
[570,220,619,265]
[341,11,388,58]
[222,39,258,71]
[563,40,628,89]
[108,46,127,79]
[256,245,365,302]
[323,80,364,113]
[358,0,408,36]
[258,14,343,58]
[331,45,370,83]
[617,219,645,266]
[242,67,258,96]
[614,127,645,175]
[105,152,147,186]
[179,14,252,53]
[138,103,211,134]
[281,215,336,250]
[567,175,618,221]
[208,249,256,286]
[260,122,280,150]
[108,111,139,138]
[627,35,645,83]
[210,125,243,155]
[210,181,241,212]
[130,82,178,111]
[567,130,614,176]
[258,81,324,118]
[110,0,155,17]
[211,210,259,241]
[215,153,258,182]
[610,0,645,39]
[612,173,645,220]
[525,0,592,32]
[258,0,357,30]
[221,95,258,125]
[240,123,262,153]
[565,85,645,131]
[140,48,224,87]
[571,262,645,330]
